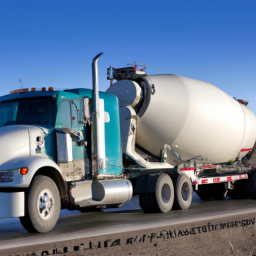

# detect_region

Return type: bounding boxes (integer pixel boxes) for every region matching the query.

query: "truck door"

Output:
[56,99,90,181]
[70,99,90,179]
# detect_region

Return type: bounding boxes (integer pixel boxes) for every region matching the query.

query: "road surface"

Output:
[0,193,255,250]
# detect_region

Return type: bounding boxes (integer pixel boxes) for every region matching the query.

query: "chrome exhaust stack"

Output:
[91,52,103,179]
[90,52,133,205]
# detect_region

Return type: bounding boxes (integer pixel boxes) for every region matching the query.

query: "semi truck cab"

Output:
[0,84,132,233]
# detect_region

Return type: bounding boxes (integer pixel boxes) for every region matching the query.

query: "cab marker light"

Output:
[9,89,21,94]
[19,168,29,175]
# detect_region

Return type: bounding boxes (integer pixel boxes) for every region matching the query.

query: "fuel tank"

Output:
[107,74,256,165]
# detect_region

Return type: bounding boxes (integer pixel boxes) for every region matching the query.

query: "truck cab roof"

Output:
[0,88,113,103]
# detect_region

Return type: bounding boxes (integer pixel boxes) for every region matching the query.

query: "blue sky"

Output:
[0,0,256,113]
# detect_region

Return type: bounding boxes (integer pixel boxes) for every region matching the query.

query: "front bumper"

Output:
[0,192,24,218]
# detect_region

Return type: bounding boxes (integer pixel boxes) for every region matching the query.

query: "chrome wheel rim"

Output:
[181,182,190,201]
[38,188,54,219]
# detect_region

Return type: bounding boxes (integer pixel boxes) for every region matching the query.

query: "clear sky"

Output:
[0,0,256,113]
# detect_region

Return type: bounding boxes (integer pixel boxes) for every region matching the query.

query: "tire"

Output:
[139,173,174,213]
[173,174,192,210]
[139,193,156,213]
[196,183,226,201]
[19,175,60,233]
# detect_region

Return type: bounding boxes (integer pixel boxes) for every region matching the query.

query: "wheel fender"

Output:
[0,156,62,187]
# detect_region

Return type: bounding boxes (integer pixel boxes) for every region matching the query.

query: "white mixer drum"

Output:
[136,74,256,164]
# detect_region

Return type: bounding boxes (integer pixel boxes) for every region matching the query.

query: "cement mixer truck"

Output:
[0,52,256,233]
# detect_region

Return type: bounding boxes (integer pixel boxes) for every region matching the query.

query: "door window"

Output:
[58,100,71,128]
[71,99,84,130]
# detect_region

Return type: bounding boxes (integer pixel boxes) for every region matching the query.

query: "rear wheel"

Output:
[19,175,60,233]
[173,174,192,210]
[139,173,174,213]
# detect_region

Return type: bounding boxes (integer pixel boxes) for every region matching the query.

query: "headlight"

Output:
[0,172,14,182]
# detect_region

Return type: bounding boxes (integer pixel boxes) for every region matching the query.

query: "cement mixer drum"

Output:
[106,74,256,165]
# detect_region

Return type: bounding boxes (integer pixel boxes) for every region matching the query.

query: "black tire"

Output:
[139,173,174,213]
[19,175,60,233]
[196,183,226,201]
[139,193,157,213]
[173,174,192,210]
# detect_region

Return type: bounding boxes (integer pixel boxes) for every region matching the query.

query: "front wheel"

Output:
[19,175,60,233]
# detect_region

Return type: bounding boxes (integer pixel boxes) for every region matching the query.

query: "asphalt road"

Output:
[0,193,256,250]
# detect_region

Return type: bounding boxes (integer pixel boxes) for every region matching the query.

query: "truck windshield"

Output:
[0,98,57,127]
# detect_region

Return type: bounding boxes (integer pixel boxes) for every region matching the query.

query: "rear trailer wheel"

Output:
[139,173,174,213]
[173,174,192,210]
[19,175,60,233]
